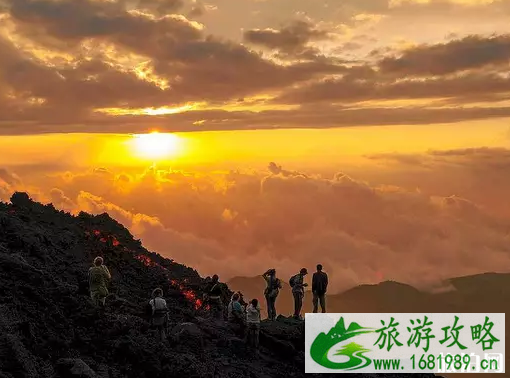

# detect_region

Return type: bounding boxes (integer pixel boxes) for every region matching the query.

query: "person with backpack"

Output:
[289,268,308,320]
[88,256,111,308]
[205,274,224,320]
[149,288,169,342]
[245,298,261,350]
[312,264,328,313]
[262,268,281,321]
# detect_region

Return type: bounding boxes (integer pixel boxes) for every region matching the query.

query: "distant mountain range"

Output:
[228,272,510,316]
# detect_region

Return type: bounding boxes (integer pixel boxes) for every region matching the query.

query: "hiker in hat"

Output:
[149,288,169,342]
[289,268,308,319]
[88,256,111,308]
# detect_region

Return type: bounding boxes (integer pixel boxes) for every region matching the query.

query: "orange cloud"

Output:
[4,148,510,293]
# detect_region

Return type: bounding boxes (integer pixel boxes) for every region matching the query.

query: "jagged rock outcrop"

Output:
[0,192,440,378]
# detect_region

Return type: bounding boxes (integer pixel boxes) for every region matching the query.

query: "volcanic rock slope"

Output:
[0,192,438,378]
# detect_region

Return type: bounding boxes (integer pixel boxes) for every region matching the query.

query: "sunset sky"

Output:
[2,0,510,292]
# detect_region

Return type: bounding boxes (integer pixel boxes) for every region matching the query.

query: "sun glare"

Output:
[131,132,181,160]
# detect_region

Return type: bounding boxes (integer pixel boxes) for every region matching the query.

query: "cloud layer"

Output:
[3,147,510,292]
[1,0,510,133]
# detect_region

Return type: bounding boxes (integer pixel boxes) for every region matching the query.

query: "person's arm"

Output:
[324,273,328,291]
[149,299,155,315]
[234,302,242,318]
[312,273,317,293]
[103,265,111,280]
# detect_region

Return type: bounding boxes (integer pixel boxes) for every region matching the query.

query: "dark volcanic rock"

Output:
[0,192,441,378]
[170,322,204,351]
[56,358,97,378]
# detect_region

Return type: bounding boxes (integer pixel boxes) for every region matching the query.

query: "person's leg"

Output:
[320,294,326,313]
[240,319,246,337]
[91,291,98,307]
[312,292,319,313]
[246,324,253,346]
[271,297,277,320]
[265,295,272,320]
[157,325,162,342]
[254,324,260,349]
[293,292,300,318]
[161,320,167,341]
[297,293,303,318]
[214,300,223,320]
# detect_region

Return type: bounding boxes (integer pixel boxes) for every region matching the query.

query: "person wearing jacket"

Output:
[262,268,281,321]
[88,256,111,308]
[149,288,168,342]
[312,264,328,313]
[227,292,245,336]
[290,268,308,320]
[245,298,261,349]
[205,274,224,320]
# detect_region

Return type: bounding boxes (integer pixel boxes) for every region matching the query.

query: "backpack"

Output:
[89,267,105,288]
[289,274,298,287]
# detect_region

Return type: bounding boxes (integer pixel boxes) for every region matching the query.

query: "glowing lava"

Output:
[85,228,207,310]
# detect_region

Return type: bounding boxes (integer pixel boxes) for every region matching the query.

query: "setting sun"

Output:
[131,132,182,160]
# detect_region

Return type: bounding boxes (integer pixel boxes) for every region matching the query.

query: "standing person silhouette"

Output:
[312,264,328,313]
[290,268,308,320]
[262,268,281,321]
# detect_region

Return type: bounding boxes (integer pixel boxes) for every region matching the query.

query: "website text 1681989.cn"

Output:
[372,352,503,373]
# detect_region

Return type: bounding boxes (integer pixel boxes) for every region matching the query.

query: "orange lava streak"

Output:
[84,228,207,311]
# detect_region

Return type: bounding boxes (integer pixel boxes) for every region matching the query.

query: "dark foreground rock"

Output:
[0,193,440,378]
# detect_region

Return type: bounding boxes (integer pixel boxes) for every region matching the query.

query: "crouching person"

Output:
[245,299,261,350]
[149,288,168,342]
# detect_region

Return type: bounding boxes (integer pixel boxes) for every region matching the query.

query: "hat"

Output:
[300,268,308,275]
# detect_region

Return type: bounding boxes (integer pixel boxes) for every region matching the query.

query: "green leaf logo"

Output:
[310,317,375,370]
